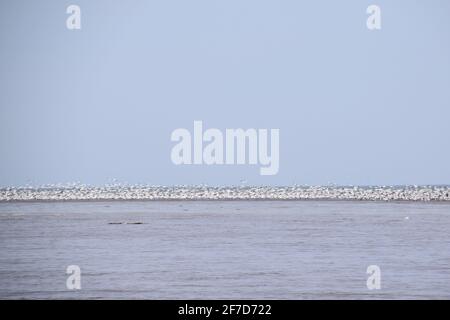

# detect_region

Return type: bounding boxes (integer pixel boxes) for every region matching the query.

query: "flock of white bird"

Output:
[0,185,449,202]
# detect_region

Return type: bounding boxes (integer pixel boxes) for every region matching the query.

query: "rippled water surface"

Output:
[0,200,449,299]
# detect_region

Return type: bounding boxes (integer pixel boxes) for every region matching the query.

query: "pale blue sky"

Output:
[1,0,450,187]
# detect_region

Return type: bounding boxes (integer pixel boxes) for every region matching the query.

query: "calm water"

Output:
[0,200,449,299]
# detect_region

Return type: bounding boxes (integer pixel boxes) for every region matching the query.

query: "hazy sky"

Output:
[1,0,450,187]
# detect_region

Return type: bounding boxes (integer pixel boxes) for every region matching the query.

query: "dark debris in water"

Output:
[108,222,144,225]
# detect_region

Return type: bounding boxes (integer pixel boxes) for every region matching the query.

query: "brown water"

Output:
[0,200,449,299]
